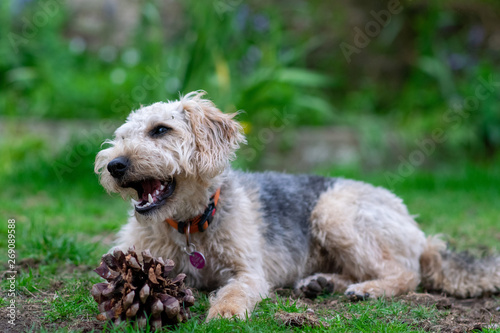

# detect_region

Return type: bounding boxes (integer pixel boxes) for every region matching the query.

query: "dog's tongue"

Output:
[142,179,161,200]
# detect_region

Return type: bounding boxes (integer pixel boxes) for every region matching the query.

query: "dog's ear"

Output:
[182,92,245,178]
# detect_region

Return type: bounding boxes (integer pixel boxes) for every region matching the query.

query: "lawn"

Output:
[3,0,500,331]
[1,133,499,332]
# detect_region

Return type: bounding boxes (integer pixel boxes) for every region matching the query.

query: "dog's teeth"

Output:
[160,185,165,191]
[131,199,139,206]
[148,193,153,203]
[155,190,160,196]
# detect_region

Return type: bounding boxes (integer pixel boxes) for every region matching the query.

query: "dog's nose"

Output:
[107,156,130,178]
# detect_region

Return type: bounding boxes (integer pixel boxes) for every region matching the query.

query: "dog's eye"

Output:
[149,125,172,138]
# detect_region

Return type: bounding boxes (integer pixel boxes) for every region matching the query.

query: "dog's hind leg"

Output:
[295,272,354,297]
[343,269,420,300]
[297,270,420,300]
[305,179,427,299]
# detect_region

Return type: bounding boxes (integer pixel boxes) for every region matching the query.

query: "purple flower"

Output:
[236,5,250,31]
[253,14,270,33]
[467,25,485,48]
[447,53,468,71]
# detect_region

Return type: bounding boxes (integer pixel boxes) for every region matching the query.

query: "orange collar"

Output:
[165,188,221,234]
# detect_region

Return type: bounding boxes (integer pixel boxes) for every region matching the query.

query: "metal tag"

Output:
[189,251,206,269]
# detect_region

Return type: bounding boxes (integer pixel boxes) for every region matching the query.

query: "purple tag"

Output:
[189,251,206,269]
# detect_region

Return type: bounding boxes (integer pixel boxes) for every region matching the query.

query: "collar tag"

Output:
[183,243,206,269]
[189,251,206,269]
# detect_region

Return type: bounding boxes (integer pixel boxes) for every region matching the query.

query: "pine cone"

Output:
[91,247,195,330]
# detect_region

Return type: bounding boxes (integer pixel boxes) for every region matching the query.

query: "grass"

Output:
[2,0,500,330]
[0,133,499,332]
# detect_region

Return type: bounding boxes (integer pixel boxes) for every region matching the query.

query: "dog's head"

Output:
[95,91,245,222]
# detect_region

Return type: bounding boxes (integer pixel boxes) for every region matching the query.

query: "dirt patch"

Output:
[296,291,500,332]
[0,294,49,333]
[398,293,500,333]
[0,294,104,333]
[17,258,41,272]
[275,310,328,328]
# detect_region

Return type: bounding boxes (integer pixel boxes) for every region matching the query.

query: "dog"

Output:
[95,91,500,320]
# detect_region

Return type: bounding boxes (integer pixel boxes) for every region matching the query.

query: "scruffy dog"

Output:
[95,92,500,320]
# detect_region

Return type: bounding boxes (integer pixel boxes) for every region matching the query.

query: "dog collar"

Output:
[165,188,220,234]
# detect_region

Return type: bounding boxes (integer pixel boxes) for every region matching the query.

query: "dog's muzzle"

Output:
[106,156,176,214]
[107,156,130,179]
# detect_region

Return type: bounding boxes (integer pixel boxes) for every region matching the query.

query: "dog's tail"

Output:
[419,236,500,297]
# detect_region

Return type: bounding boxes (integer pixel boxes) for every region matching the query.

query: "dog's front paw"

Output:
[206,302,248,321]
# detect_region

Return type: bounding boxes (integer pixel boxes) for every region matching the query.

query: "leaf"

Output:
[276,68,335,88]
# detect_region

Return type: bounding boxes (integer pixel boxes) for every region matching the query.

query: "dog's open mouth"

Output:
[125,177,176,213]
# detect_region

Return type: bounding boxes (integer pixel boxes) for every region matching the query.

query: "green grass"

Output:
[2,0,500,330]
[0,135,499,332]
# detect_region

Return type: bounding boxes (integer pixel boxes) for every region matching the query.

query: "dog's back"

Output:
[233,171,337,286]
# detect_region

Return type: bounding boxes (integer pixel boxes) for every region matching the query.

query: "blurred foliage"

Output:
[0,0,333,124]
[1,0,500,164]
[301,0,500,160]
